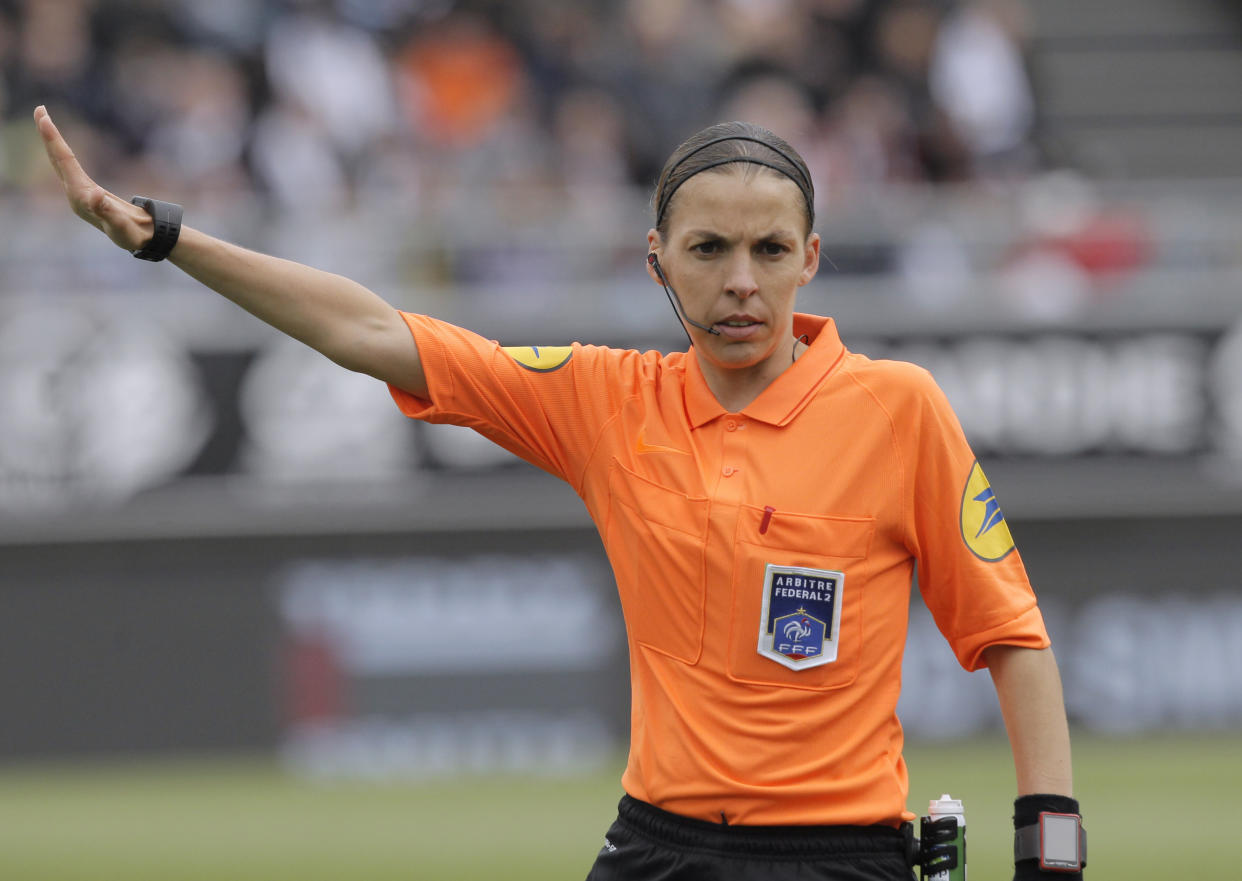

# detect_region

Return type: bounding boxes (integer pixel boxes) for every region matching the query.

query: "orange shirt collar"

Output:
[684,313,847,428]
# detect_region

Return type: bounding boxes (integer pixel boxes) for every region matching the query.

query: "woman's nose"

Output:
[723,255,759,299]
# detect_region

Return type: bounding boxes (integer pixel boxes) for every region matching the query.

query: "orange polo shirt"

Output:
[389,311,1048,827]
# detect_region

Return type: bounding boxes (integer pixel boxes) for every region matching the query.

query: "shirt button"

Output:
[722,466,738,477]
[725,420,738,431]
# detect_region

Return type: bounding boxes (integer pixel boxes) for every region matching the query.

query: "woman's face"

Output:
[648,168,820,373]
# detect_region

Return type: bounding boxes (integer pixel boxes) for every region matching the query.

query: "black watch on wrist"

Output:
[1013,794,1086,874]
[129,196,183,262]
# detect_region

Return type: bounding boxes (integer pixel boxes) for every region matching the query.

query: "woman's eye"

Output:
[760,242,788,257]
[692,241,720,255]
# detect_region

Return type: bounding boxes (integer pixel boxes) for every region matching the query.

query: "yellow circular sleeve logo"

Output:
[502,345,574,372]
[959,461,1016,561]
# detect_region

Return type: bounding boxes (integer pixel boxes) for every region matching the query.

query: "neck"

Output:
[696,335,805,413]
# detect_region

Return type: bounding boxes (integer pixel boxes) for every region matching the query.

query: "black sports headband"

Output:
[655,135,814,229]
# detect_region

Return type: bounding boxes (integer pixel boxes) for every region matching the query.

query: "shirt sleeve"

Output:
[387,312,637,491]
[900,364,1050,671]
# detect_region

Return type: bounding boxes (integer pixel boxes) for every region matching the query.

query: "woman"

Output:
[34,107,1083,881]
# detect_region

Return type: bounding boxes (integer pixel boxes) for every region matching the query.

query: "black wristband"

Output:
[1014,793,1080,827]
[1014,794,1084,879]
[129,196,183,262]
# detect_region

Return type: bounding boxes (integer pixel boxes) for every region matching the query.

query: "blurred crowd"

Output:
[1,0,1039,210]
[12,0,1159,310]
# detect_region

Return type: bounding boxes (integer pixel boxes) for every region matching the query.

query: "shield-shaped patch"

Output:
[757,564,845,671]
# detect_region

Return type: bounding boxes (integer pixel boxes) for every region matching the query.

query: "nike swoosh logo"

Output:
[635,431,691,456]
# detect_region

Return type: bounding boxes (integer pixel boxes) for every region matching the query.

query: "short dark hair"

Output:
[653,121,815,239]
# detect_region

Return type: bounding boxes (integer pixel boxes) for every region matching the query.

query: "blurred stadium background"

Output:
[1,0,1241,878]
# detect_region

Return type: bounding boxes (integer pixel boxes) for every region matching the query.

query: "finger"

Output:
[34,105,88,188]
[33,105,95,193]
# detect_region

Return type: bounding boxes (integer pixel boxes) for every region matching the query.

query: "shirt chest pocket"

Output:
[605,460,709,665]
[728,505,875,691]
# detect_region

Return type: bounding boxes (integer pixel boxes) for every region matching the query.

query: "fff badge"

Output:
[757,564,844,671]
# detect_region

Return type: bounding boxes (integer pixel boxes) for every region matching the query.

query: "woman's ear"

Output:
[646,228,663,285]
[798,232,821,286]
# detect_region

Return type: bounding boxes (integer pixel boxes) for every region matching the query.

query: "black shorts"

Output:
[585,795,918,881]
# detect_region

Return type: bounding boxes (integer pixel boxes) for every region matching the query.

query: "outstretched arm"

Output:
[984,644,1073,796]
[33,105,427,397]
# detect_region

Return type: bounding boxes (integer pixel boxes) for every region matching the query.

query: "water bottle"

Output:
[921,794,966,881]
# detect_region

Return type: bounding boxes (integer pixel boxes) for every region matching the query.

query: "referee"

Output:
[35,106,1083,881]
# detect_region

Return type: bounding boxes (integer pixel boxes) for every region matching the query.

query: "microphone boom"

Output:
[647,253,721,342]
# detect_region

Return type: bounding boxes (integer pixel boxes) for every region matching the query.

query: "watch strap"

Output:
[1014,822,1042,862]
[129,196,183,262]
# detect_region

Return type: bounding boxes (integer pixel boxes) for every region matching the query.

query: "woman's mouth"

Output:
[713,316,763,339]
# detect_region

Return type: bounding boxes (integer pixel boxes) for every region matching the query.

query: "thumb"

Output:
[66,181,110,227]
[92,190,153,250]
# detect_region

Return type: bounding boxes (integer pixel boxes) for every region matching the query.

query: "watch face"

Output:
[1040,813,1081,870]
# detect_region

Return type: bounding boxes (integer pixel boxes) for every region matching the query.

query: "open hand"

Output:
[33,105,153,252]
